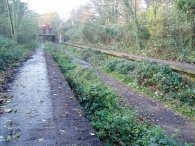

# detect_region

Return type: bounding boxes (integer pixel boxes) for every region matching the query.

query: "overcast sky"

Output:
[23,0,88,19]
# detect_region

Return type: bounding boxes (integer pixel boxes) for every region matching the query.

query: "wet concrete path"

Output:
[63,48,195,143]
[0,47,101,145]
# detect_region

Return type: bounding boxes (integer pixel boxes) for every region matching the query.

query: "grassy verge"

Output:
[0,35,38,92]
[45,42,191,146]
[0,35,37,72]
[65,46,195,118]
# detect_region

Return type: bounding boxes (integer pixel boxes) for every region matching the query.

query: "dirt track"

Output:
[0,47,101,146]
[64,48,195,143]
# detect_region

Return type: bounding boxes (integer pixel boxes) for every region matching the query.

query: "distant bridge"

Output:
[38,24,57,42]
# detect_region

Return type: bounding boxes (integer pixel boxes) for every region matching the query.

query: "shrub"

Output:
[115,61,136,74]
[80,49,95,61]
[82,23,118,44]
[0,35,35,71]
[132,63,194,105]
[0,35,16,48]
[132,63,161,86]
[105,60,122,72]
[46,45,183,146]
[75,48,195,107]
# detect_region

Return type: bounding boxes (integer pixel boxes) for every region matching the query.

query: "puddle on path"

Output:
[0,47,56,146]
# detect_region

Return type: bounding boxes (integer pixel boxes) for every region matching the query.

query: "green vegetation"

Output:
[45,43,189,146]
[0,0,38,72]
[0,0,38,41]
[0,35,37,71]
[61,0,195,118]
[66,47,195,117]
[63,0,195,63]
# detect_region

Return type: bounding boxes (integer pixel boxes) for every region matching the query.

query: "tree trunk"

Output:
[6,0,15,38]
[128,0,142,49]
[12,0,17,41]
[192,22,195,48]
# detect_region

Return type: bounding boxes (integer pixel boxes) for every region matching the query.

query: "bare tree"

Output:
[5,0,27,40]
[124,0,142,49]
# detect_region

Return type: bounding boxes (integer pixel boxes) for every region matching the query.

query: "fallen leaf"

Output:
[5,135,12,141]
[38,138,44,142]
[63,112,69,117]
[4,109,13,113]
[6,99,11,103]
[39,99,44,103]
[60,130,65,134]
[0,98,5,104]
[13,132,20,139]
[0,136,4,142]
[64,104,69,108]
[89,132,95,136]
[0,109,4,114]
